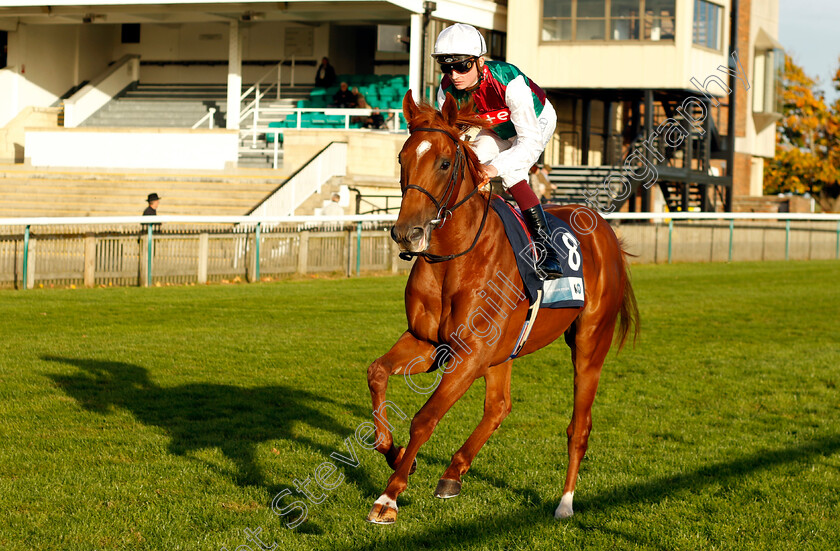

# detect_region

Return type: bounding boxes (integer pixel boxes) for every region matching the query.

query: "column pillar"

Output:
[409,13,423,102]
[226,20,242,130]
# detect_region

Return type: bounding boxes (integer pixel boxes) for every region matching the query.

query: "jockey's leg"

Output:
[508,180,564,279]
[471,130,508,166]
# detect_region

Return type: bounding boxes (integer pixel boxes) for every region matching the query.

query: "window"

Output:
[542,0,675,42]
[489,30,507,60]
[121,24,140,44]
[693,0,722,50]
[753,47,784,115]
[0,31,7,69]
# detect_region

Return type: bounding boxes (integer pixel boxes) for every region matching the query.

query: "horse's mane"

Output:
[405,95,493,188]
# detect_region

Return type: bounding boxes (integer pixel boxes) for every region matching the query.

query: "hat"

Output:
[147,193,161,202]
[432,24,487,61]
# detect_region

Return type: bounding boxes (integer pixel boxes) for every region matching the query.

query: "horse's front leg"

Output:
[367,357,484,524]
[435,359,512,498]
[368,331,436,472]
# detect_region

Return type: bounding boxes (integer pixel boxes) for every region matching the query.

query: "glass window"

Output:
[544,0,572,17]
[753,48,784,115]
[542,0,674,42]
[543,19,573,41]
[578,0,605,17]
[577,0,606,40]
[693,0,722,50]
[610,0,640,40]
[543,0,573,40]
[578,19,606,40]
[644,0,675,41]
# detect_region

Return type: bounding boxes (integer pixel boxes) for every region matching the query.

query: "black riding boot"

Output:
[521,205,564,280]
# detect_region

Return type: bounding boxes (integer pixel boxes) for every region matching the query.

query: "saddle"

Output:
[489,197,585,358]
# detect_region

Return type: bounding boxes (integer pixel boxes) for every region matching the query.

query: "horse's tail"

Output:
[615,239,640,352]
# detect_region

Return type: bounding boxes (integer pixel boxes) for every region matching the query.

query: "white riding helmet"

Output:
[432,23,487,64]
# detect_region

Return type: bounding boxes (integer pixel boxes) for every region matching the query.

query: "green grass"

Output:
[1,261,839,550]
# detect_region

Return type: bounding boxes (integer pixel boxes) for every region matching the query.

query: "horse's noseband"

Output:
[398,126,491,263]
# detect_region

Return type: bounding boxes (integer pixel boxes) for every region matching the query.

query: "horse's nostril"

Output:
[409,227,425,242]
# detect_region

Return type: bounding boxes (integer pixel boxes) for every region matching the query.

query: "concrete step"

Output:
[0,170,288,185]
[84,116,209,125]
[104,103,215,113]
[0,186,277,199]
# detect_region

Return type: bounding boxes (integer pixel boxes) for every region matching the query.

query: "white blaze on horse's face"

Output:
[415,140,432,162]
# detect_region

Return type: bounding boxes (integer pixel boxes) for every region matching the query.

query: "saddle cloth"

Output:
[490,197,585,310]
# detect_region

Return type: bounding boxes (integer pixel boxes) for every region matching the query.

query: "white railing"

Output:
[3,212,838,228]
[240,106,406,164]
[63,55,140,128]
[248,141,349,218]
[192,107,216,129]
[2,212,838,289]
[0,214,395,227]
[190,59,298,131]
[238,57,297,142]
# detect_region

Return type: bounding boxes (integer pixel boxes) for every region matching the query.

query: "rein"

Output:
[398,126,491,264]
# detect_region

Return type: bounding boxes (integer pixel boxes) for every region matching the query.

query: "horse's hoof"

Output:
[366,503,398,525]
[554,506,574,519]
[554,492,574,519]
[434,478,461,499]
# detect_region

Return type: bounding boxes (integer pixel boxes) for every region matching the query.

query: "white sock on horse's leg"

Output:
[554,491,574,519]
[374,494,398,511]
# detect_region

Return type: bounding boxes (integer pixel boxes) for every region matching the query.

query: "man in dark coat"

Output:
[315,57,336,88]
[143,193,160,216]
[332,82,356,108]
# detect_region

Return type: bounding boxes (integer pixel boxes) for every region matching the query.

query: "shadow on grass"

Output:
[337,433,840,551]
[43,355,382,523]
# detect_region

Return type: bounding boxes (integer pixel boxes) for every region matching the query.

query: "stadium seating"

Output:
[290,73,408,130]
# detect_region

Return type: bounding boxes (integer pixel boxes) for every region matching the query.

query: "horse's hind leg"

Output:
[368,331,436,472]
[436,360,513,498]
[555,314,616,519]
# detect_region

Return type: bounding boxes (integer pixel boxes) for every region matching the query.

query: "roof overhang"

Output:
[755,27,784,51]
[0,0,506,30]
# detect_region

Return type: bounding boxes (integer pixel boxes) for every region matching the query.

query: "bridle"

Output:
[397,126,491,263]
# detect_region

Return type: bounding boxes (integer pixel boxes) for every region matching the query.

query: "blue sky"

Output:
[779,0,840,103]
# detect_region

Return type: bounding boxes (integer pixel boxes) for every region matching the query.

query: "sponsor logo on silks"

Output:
[481,108,512,125]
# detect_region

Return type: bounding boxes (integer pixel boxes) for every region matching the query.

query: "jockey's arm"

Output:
[488,76,544,180]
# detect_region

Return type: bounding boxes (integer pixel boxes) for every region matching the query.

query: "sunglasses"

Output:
[439,58,476,75]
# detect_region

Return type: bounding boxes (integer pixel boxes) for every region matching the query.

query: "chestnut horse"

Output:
[365,91,639,524]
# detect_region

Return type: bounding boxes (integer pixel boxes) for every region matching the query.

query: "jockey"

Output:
[433,23,564,279]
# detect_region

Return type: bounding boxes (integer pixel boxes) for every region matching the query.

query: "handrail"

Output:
[191,107,216,129]
[63,55,140,127]
[240,60,284,102]
[247,141,348,217]
[238,106,407,137]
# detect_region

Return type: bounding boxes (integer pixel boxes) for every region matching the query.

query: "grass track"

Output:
[1,260,839,550]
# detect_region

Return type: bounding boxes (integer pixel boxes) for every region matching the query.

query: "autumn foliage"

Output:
[764,55,840,212]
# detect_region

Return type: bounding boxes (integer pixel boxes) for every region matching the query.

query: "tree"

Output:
[764,55,840,212]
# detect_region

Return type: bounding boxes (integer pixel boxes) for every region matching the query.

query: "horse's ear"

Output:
[441,93,459,126]
[403,90,419,125]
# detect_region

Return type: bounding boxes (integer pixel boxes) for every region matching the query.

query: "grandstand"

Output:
[0,0,785,220]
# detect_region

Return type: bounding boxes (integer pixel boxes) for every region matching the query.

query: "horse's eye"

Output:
[441,160,451,170]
